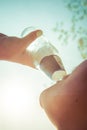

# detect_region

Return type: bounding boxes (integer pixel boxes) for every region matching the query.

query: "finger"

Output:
[0,33,8,37]
[21,30,43,48]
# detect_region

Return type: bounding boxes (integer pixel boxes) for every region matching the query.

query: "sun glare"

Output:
[2,87,36,123]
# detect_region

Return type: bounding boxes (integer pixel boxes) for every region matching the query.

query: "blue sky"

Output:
[0,0,70,35]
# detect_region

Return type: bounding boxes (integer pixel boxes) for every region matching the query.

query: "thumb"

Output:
[22,30,43,48]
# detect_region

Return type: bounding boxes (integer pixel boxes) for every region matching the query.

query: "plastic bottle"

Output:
[21,27,67,82]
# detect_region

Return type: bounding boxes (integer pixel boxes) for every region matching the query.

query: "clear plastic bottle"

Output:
[21,27,67,82]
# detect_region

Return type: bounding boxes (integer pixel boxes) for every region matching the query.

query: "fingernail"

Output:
[36,30,43,37]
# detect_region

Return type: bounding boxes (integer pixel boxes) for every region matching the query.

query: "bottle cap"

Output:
[52,70,66,81]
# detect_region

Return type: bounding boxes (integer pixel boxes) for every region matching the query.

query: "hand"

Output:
[40,60,87,130]
[0,30,42,67]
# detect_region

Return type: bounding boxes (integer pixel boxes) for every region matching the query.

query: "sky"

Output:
[0,0,65,35]
[0,0,86,130]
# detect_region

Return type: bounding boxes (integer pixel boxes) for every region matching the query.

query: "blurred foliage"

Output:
[52,0,87,59]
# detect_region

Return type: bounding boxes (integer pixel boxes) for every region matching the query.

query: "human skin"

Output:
[0,31,87,130]
[40,60,87,130]
[0,30,42,67]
